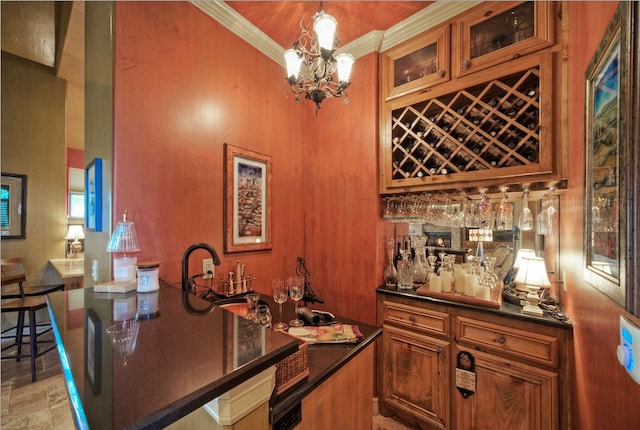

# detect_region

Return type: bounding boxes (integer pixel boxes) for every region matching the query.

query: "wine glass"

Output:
[106,319,140,367]
[518,189,534,231]
[271,278,289,330]
[288,276,305,327]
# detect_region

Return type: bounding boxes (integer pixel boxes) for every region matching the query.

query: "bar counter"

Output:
[46,284,299,430]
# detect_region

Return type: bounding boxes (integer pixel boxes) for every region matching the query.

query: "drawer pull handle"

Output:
[435,346,443,354]
[494,336,506,344]
[408,315,416,323]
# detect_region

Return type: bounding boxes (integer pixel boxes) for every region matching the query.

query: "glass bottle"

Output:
[397,237,413,290]
[383,239,398,289]
[494,187,514,230]
[411,236,428,285]
[482,256,501,301]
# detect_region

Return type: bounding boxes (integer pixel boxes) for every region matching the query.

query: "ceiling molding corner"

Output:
[379,1,481,52]
[190,1,285,66]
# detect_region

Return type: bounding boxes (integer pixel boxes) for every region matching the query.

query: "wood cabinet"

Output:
[454,1,555,78]
[377,292,573,430]
[378,1,564,194]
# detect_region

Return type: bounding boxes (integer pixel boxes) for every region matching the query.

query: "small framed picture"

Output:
[85,309,102,395]
[224,144,272,253]
[85,158,102,232]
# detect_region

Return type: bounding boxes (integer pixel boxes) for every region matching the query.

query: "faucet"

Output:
[181,243,221,316]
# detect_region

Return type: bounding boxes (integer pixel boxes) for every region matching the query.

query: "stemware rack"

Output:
[390,66,542,180]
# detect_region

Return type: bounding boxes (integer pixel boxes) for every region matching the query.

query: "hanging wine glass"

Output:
[476,188,492,228]
[518,189,534,231]
[494,187,513,230]
[545,187,558,236]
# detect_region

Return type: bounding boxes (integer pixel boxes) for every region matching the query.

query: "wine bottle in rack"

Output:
[522,86,538,98]
[487,97,501,107]
[519,148,538,162]
[456,105,469,115]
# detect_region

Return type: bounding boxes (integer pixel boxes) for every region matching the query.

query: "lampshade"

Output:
[513,248,536,269]
[107,210,140,254]
[336,53,355,82]
[522,257,551,289]
[284,48,303,80]
[65,225,85,240]
[514,256,550,288]
[313,12,337,51]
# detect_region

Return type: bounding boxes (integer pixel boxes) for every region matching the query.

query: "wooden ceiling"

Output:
[226,2,432,48]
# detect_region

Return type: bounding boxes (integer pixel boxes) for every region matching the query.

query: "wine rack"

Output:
[390,66,541,182]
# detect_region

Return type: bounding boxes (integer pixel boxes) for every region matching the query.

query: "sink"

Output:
[215,296,269,318]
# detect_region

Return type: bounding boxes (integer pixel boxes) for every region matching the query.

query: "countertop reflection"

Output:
[46,284,298,430]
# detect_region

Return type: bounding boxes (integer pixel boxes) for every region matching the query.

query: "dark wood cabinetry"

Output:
[379,1,564,194]
[377,291,572,430]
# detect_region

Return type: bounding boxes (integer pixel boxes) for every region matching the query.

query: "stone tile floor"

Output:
[1,332,74,429]
[1,332,412,429]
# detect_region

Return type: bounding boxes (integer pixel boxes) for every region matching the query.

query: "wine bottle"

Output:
[394,243,402,269]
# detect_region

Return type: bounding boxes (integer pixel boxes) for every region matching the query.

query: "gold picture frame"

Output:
[223,144,272,253]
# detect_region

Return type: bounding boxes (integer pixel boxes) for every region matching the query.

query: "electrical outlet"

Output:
[203,258,214,279]
[561,268,567,291]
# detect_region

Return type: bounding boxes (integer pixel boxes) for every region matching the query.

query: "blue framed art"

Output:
[85,158,103,232]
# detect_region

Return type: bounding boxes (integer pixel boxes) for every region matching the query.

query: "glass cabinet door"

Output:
[381,24,451,101]
[455,1,554,77]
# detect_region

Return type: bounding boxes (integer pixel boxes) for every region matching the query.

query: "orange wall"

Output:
[563,2,640,429]
[113,1,640,426]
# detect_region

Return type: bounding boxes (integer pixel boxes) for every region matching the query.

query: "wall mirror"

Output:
[1,173,27,239]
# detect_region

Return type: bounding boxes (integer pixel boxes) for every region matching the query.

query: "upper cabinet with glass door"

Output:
[381,24,450,101]
[455,1,554,78]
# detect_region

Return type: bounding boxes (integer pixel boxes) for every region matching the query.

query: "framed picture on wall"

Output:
[0,172,27,239]
[85,158,102,232]
[223,144,272,253]
[584,1,639,316]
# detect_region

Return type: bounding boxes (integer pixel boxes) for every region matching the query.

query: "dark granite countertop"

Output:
[376,286,573,330]
[261,297,382,425]
[46,285,299,430]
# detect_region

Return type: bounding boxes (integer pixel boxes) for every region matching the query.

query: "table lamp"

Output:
[65,225,85,258]
[107,209,140,283]
[514,256,550,317]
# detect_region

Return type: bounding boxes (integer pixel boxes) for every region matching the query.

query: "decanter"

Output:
[397,237,413,290]
[411,235,429,285]
[482,256,501,300]
[383,239,398,289]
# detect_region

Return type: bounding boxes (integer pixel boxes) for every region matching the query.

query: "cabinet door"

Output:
[381,324,450,429]
[381,24,450,101]
[455,1,554,78]
[454,348,558,430]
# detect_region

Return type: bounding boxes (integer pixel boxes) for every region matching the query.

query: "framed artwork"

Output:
[85,309,102,395]
[584,1,638,316]
[85,158,103,232]
[380,25,450,101]
[224,144,272,253]
[0,173,27,239]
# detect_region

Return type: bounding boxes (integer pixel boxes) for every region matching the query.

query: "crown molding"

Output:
[190,1,285,66]
[378,1,481,52]
[191,1,481,65]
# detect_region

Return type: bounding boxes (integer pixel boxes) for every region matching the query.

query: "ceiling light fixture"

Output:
[283,1,355,115]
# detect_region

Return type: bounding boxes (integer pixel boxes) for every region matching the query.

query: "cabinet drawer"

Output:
[382,300,450,337]
[456,316,558,367]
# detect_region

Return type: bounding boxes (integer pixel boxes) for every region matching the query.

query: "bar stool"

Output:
[1,258,65,382]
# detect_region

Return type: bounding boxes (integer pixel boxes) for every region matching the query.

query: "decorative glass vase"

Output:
[383,239,398,289]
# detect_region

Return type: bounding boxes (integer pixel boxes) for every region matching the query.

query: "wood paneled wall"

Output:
[563,2,640,429]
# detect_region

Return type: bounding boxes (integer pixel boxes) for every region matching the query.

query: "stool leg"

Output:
[29,309,37,383]
[16,310,25,362]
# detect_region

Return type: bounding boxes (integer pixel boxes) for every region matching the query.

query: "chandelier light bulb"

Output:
[284,48,303,81]
[313,13,337,51]
[336,53,354,83]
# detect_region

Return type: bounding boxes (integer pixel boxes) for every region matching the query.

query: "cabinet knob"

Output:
[437,69,446,78]
[461,60,470,70]
[494,335,506,344]
[435,346,443,354]
[408,315,416,323]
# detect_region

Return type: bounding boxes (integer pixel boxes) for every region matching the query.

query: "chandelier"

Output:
[284,2,355,115]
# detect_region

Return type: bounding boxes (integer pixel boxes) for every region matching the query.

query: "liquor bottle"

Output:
[394,242,402,269]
